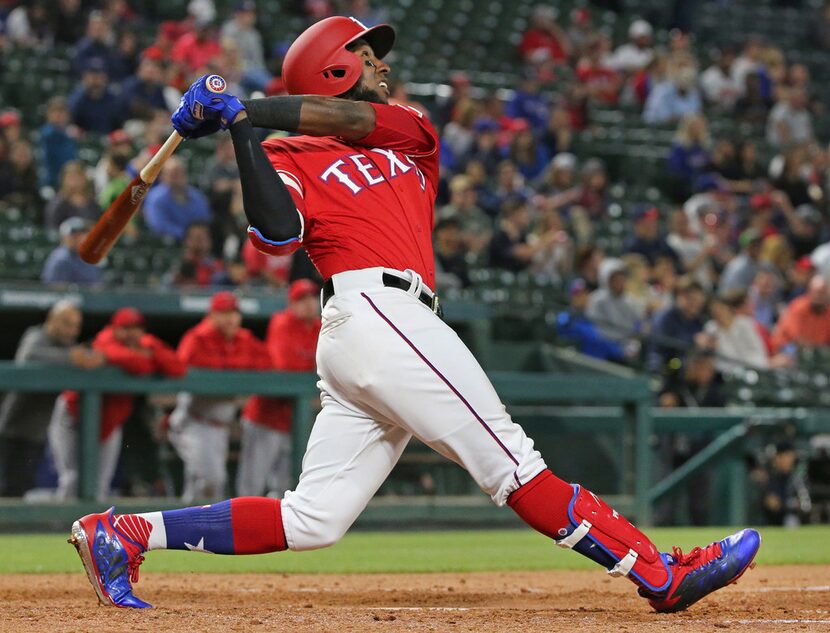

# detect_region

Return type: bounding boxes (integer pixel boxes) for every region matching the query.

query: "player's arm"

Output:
[228,114,304,254]
[239,96,375,141]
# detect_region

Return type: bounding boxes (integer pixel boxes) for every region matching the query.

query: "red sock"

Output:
[231,497,288,554]
[507,469,575,539]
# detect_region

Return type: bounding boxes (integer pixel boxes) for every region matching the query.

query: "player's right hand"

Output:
[180,74,247,130]
[171,96,222,139]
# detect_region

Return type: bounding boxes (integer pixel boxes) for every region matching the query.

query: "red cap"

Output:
[107,129,130,145]
[210,291,239,313]
[0,111,21,127]
[288,279,319,302]
[111,307,145,328]
[796,255,815,271]
[750,193,773,210]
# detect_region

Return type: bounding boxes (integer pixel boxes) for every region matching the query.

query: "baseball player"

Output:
[69,17,760,613]
[237,278,321,498]
[169,291,271,502]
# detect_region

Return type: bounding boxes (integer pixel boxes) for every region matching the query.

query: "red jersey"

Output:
[519,28,568,63]
[257,103,440,287]
[177,318,271,370]
[64,329,186,440]
[243,309,322,432]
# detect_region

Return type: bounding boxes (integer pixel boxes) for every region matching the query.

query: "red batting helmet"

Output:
[282,16,395,96]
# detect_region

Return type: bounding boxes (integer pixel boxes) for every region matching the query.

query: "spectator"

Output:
[170,292,270,502]
[4,1,52,47]
[719,229,764,294]
[51,0,87,45]
[703,292,777,374]
[119,56,169,122]
[749,267,783,331]
[539,106,575,159]
[171,15,222,74]
[434,217,471,291]
[41,217,104,286]
[50,307,185,500]
[766,88,814,148]
[220,1,270,92]
[489,196,560,273]
[0,139,41,210]
[667,114,711,191]
[508,122,548,180]
[810,1,830,51]
[570,157,609,229]
[575,243,603,291]
[623,205,681,269]
[666,208,716,290]
[518,5,571,66]
[758,442,812,526]
[440,99,480,168]
[241,236,293,287]
[732,36,766,97]
[536,152,578,197]
[143,156,212,240]
[586,257,643,345]
[464,160,500,218]
[466,121,503,181]
[38,97,78,190]
[556,278,629,362]
[608,19,654,72]
[772,275,830,352]
[68,58,122,134]
[734,73,773,126]
[342,0,388,27]
[439,175,492,258]
[72,11,117,77]
[575,34,621,107]
[649,276,707,370]
[0,110,24,145]
[98,151,131,211]
[93,129,134,198]
[506,75,551,131]
[785,255,815,301]
[0,301,104,497]
[768,144,813,208]
[44,161,102,230]
[238,280,321,497]
[167,222,230,287]
[700,46,740,109]
[643,57,703,125]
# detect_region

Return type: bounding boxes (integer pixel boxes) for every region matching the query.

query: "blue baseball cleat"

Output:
[68,507,151,608]
[640,528,761,613]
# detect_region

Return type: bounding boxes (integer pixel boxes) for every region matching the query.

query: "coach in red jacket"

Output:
[237,280,321,497]
[170,291,271,502]
[49,307,186,501]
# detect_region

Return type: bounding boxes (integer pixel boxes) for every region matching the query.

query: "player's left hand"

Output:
[180,74,247,129]
[171,97,222,139]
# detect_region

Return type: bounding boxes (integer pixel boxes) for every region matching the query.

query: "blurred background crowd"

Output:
[0,0,829,524]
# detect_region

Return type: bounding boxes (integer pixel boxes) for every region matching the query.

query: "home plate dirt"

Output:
[1,565,827,632]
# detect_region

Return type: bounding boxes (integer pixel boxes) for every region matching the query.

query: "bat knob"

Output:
[205,74,227,94]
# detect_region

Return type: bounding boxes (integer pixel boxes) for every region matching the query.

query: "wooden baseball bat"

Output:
[79,74,228,265]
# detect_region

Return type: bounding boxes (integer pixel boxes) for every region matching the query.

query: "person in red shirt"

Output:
[73,18,760,615]
[772,274,830,352]
[518,5,571,65]
[238,279,322,497]
[575,35,621,106]
[170,17,222,75]
[169,291,270,502]
[49,308,185,501]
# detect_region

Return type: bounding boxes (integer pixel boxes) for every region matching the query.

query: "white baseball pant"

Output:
[281,268,546,551]
[168,418,230,503]
[236,418,292,497]
[47,394,123,502]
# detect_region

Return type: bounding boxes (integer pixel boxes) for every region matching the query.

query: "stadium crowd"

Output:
[0,1,829,521]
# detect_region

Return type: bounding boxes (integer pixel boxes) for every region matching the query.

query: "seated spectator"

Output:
[68,58,122,134]
[748,267,783,331]
[42,217,104,285]
[700,46,740,109]
[659,348,725,408]
[93,129,134,198]
[38,97,78,190]
[732,36,766,97]
[719,228,764,294]
[0,139,41,210]
[464,160,500,218]
[667,114,711,193]
[508,122,549,180]
[51,308,185,500]
[536,152,578,196]
[221,1,271,92]
[649,276,707,370]
[439,175,492,258]
[0,110,25,145]
[624,51,668,106]
[766,88,814,148]
[622,205,681,268]
[465,120,503,177]
[44,161,101,230]
[768,144,813,208]
[569,158,609,238]
[772,275,830,352]
[703,292,777,374]
[529,201,572,284]
[566,7,596,58]
[509,75,554,128]
[785,255,815,301]
[143,156,211,240]
[539,106,575,159]
[0,300,104,497]
[518,5,571,66]
[489,196,563,274]
[586,257,644,346]
[666,208,716,289]
[433,217,470,291]
[575,35,621,106]
[493,159,532,210]
[72,11,117,77]
[575,243,603,292]
[98,151,131,210]
[557,278,629,363]
[608,19,654,72]
[172,15,222,75]
[170,292,270,502]
[441,99,480,169]
[51,0,87,45]
[241,237,292,287]
[735,73,774,126]
[167,222,230,287]
[643,57,702,125]
[4,1,52,47]
[119,56,169,122]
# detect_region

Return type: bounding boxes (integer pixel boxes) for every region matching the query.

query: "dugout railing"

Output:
[1,363,828,530]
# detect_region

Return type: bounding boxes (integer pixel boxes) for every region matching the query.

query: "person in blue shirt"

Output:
[648,276,707,371]
[622,204,682,269]
[119,56,169,122]
[68,58,123,134]
[556,278,628,362]
[667,114,710,184]
[643,59,703,125]
[143,156,212,240]
[41,217,104,285]
[38,97,78,189]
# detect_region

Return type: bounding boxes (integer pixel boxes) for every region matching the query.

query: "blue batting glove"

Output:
[182,74,246,130]
[171,98,221,139]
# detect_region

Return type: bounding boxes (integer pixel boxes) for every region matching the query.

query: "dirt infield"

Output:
[1,565,827,632]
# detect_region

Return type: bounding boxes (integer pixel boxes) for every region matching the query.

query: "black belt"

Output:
[322,273,443,318]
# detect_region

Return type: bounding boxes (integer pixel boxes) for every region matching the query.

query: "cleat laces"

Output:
[671,542,722,572]
[127,554,145,584]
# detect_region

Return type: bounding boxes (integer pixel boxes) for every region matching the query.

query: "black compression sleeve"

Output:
[229,117,302,243]
[239,96,303,132]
